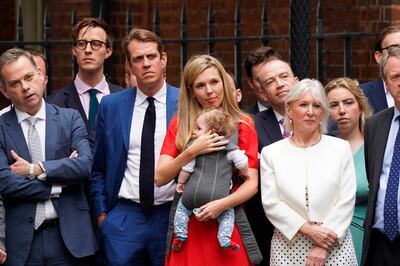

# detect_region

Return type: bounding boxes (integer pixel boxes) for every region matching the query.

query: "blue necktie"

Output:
[384,116,400,241]
[139,97,156,211]
[88,88,99,128]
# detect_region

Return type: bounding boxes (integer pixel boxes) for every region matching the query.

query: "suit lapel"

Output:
[166,84,179,127]
[119,89,136,151]
[262,109,282,143]
[44,104,59,160]
[64,82,89,127]
[3,109,31,161]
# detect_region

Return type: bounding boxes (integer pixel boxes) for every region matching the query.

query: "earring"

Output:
[289,118,293,124]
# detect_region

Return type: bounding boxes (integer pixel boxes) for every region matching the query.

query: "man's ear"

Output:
[0,85,10,100]
[105,47,113,60]
[374,51,382,64]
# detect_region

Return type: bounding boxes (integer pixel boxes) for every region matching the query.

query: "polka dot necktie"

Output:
[384,116,400,241]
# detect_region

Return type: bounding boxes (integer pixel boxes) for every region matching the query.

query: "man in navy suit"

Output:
[90,28,179,265]
[244,46,282,115]
[47,18,123,147]
[361,25,400,114]
[248,58,298,266]
[0,48,96,265]
[362,46,400,266]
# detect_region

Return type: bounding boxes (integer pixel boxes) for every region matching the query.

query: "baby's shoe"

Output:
[172,238,185,251]
[225,241,240,251]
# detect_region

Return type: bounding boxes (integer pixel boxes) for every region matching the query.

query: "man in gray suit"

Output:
[363,46,400,266]
[0,48,96,266]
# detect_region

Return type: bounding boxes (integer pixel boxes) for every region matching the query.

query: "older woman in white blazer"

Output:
[260,79,357,266]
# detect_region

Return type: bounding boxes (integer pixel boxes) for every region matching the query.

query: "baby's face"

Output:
[193,115,209,137]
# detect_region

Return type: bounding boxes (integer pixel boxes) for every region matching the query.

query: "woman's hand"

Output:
[0,249,6,264]
[299,222,337,250]
[186,131,228,157]
[196,198,226,221]
[306,245,329,266]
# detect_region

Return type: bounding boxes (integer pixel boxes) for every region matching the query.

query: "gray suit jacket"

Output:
[362,107,393,265]
[0,103,97,266]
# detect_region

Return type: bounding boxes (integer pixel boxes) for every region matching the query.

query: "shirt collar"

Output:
[393,106,400,122]
[136,81,167,106]
[272,108,285,123]
[15,98,46,124]
[74,74,108,95]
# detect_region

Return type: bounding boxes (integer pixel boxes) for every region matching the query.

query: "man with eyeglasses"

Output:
[48,18,123,149]
[361,25,400,114]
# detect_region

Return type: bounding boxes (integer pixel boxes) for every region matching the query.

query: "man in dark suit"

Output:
[0,48,96,266]
[363,46,400,266]
[47,18,123,147]
[246,58,298,265]
[0,197,5,264]
[90,28,179,265]
[361,25,400,114]
[244,46,282,115]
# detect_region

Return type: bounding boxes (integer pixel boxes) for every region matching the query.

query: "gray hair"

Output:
[379,45,400,80]
[0,48,39,87]
[284,78,330,133]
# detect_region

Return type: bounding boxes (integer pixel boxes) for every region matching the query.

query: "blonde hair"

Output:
[284,79,330,133]
[197,108,237,138]
[176,55,243,151]
[325,77,371,133]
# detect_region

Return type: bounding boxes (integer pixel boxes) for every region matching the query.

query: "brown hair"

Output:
[375,25,400,52]
[0,48,38,86]
[244,46,282,80]
[325,77,371,133]
[123,28,164,64]
[198,108,237,138]
[71,18,113,48]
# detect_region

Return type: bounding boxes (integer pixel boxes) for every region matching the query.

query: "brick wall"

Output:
[0,0,399,109]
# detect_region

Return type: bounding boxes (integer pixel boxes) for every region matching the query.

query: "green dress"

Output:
[351,145,369,265]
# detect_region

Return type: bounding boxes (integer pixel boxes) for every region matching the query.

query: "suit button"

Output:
[29,217,34,223]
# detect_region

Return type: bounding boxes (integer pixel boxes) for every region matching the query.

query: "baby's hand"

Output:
[176,183,185,193]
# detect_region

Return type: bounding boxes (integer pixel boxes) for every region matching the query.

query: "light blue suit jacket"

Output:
[0,103,97,266]
[90,84,179,217]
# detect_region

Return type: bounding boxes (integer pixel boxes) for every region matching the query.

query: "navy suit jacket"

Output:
[245,103,260,116]
[361,79,387,114]
[47,80,124,146]
[362,107,393,265]
[90,84,179,217]
[0,103,97,266]
[245,108,282,266]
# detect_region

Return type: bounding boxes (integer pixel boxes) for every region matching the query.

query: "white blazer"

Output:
[260,135,356,242]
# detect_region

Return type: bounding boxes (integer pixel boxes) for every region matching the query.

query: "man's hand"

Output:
[0,249,7,264]
[69,150,78,158]
[10,150,30,176]
[97,213,107,228]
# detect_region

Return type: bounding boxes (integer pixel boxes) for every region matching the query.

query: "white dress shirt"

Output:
[118,82,176,204]
[383,81,395,109]
[15,99,61,220]
[74,74,110,118]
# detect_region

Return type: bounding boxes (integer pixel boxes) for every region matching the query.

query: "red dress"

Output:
[161,115,258,266]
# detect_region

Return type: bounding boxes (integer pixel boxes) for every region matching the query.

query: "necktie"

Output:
[279,119,291,138]
[139,97,156,210]
[384,116,400,241]
[26,117,46,230]
[88,88,99,128]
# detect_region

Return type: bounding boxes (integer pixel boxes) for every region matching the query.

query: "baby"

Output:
[172,108,248,252]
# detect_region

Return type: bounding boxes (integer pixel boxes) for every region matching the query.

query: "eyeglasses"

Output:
[74,40,107,50]
[381,44,400,51]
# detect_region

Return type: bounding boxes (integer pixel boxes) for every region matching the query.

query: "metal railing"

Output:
[0,0,377,96]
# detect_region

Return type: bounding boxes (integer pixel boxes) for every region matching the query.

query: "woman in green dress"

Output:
[325,77,371,265]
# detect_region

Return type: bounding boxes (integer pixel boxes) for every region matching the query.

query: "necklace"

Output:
[289,134,322,148]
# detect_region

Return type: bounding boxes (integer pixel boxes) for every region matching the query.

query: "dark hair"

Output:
[25,48,48,75]
[71,17,113,48]
[375,25,400,52]
[123,28,164,64]
[244,46,282,80]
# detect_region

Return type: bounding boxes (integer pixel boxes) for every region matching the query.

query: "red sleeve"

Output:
[238,114,258,169]
[160,115,179,158]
